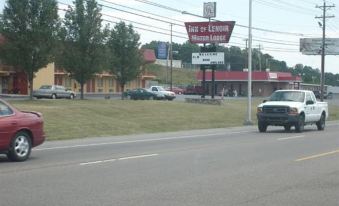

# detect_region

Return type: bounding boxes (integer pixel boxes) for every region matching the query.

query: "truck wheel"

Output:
[258,121,267,132]
[284,125,291,131]
[295,114,305,133]
[316,113,326,131]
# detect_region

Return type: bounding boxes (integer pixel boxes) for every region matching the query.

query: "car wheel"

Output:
[284,125,291,131]
[69,94,75,99]
[150,96,155,100]
[295,114,305,133]
[51,94,57,99]
[7,132,32,162]
[258,121,267,132]
[316,113,326,131]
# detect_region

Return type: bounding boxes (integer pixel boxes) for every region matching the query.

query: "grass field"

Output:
[9,99,339,141]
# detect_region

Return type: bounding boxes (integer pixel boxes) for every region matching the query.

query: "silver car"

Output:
[33,85,76,99]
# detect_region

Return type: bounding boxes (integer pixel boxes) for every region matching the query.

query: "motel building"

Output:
[197,70,303,97]
[0,49,156,95]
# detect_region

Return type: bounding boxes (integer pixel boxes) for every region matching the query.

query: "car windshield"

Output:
[269,91,305,102]
[40,85,52,89]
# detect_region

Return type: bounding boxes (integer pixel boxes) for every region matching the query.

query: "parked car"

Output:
[166,87,185,95]
[33,85,76,99]
[148,86,176,100]
[184,85,204,95]
[257,90,328,133]
[124,88,164,100]
[0,99,45,161]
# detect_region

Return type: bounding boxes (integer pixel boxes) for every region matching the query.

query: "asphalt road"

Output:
[1,122,339,206]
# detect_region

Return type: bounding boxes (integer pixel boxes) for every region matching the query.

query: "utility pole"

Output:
[170,23,173,91]
[244,38,248,69]
[244,0,253,125]
[258,44,262,72]
[315,1,335,102]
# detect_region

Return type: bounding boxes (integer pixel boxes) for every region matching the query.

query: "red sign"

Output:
[185,21,235,44]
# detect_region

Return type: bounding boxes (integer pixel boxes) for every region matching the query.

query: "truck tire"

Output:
[295,114,305,133]
[316,113,326,131]
[258,121,267,132]
[284,125,291,131]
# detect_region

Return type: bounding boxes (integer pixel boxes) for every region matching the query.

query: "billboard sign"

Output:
[300,38,339,55]
[192,52,224,65]
[203,2,216,18]
[185,21,235,44]
[157,42,168,59]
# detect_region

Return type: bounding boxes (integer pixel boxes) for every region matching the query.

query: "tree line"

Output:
[142,41,339,87]
[0,0,141,99]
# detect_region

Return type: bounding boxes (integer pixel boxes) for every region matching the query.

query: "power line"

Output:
[133,0,313,36]
[255,0,316,16]
[57,2,300,51]
[99,0,184,24]
[92,1,303,46]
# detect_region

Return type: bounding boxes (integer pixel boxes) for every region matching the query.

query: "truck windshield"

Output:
[269,91,305,102]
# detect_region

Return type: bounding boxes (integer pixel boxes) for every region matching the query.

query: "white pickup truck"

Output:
[148,86,176,101]
[257,90,328,133]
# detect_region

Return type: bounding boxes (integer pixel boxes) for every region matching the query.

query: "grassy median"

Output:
[9,99,339,140]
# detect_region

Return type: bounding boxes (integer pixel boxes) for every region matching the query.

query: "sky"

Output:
[1,0,338,74]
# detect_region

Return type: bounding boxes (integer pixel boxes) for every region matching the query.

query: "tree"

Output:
[107,22,142,99]
[59,0,107,99]
[0,0,59,99]
[179,41,200,63]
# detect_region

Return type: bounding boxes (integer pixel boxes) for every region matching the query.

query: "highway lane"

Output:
[1,122,339,206]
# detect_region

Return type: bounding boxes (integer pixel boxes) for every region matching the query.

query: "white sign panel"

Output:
[203,2,216,18]
[192,52,224,65]
[300,38,339,55]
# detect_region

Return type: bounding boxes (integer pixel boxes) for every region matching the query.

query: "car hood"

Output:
[258,101,304,108]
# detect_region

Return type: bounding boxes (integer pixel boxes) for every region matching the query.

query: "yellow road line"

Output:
[295,149,339,162]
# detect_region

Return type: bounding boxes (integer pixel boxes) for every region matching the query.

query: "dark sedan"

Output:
[124,88,164,100]
[0,99,45,161]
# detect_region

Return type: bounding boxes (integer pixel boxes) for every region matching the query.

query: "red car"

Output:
[166,87,185,95]
[0,99,45,161]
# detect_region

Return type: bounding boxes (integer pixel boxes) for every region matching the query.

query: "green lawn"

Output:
[9,99,339,141]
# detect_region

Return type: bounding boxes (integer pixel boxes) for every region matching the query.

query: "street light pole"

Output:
[244,0,253,125]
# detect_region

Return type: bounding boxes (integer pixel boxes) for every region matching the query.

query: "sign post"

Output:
[184,2,235,99]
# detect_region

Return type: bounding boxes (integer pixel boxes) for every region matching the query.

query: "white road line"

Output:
[296,149,339,162]
[80,160,107,166]
[35,130,252,151]
[79,154,158,166]
[277,135,305,141]
[118,154,158,160]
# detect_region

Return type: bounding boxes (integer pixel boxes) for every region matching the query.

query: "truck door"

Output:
[305,93,316,122]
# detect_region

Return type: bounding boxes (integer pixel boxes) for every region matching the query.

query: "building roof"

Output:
[196,71,302,82]
[142,49,156,64]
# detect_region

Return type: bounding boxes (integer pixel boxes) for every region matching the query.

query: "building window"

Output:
[97,78,103,87]
[65,77,72,88]
[108,78,114,87]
